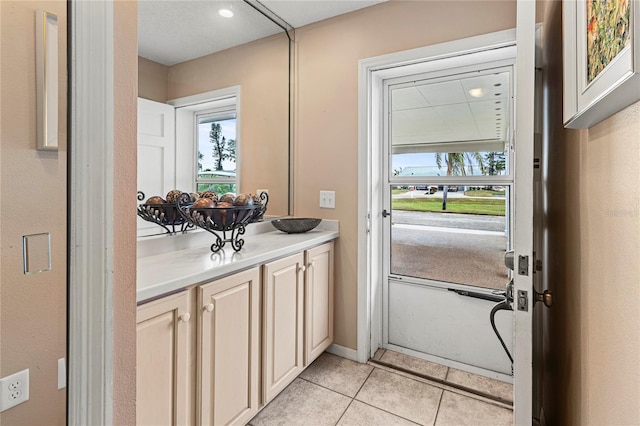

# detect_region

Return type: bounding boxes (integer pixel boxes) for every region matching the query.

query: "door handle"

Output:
[382,210,391,218]
[535,289,553,308]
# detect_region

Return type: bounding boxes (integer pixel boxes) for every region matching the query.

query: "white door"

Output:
[512,2,536,422]
[137,98,176,235]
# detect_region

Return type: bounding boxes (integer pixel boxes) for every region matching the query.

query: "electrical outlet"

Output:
[0,369,29,412]
[319,190,335,209]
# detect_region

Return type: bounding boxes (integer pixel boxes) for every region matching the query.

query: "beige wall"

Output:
[168,34,290,216]
[0,1,67,424]
[113,1,138,424]
[293,0,517,349]
[139,56,168,103]
[541,1,640,424]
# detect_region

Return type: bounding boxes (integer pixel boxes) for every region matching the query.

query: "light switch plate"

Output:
[57,358,66,390]
[22,233,51,274]
[319,191,335,209]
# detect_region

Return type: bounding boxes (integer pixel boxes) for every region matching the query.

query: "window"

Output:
[196,110,237,194]
[172,87,241,195]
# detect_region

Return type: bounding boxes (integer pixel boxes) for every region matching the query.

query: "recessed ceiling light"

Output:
[219,8,233,18]
[469,88,485,98]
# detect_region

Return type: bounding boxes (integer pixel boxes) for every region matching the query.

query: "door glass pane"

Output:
[390,70,510,178]
[390,184,510,290]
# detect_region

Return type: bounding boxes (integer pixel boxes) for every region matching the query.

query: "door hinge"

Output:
[518,255,529,276]
[517,290,529,312]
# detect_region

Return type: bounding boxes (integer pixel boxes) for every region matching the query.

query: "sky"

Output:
[392,153,439,170]
[392,152,486,176]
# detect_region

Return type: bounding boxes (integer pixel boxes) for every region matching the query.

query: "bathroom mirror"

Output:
[137,0,292,237]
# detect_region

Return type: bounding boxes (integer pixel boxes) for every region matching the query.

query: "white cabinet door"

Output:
[137,97,176,235]
[198,268,260,426]
[262,253,305,403]
[304,242,334,365]
[137,291,191,426]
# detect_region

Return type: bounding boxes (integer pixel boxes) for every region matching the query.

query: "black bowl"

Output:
[271,218,322,234]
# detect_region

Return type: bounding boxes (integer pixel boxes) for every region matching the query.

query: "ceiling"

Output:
[138,0,386,66]
[138,0,510,148]
[391,71,510,150]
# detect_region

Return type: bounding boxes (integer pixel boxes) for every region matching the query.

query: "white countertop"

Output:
[137,220,339,303]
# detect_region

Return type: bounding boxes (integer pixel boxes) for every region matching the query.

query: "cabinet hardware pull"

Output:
[299,265,306,273]
[180,313,191,323]
[310,260,315,268]
[204,303,214,312]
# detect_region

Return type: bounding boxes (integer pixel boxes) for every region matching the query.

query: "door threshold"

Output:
[367,357,513,408]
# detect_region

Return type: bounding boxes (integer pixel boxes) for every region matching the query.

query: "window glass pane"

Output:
[390,184,510,290]
[392,150,507,178]
[196,183,236,194]
[197,115,237,180]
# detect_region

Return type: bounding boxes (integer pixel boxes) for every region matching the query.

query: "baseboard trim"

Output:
[326,344,359,362]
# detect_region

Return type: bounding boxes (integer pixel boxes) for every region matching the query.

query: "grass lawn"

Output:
[392,197,505,216]
[392,189,408,195]
[464,189,506,197]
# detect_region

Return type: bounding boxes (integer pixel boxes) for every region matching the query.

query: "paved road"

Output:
[393,190,506,200]
[390,210,505,232]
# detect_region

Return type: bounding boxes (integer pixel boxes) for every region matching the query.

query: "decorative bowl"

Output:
[271,218,322,234]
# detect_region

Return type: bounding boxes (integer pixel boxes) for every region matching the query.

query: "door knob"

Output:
[535,289,553,307]
[180,313,191,323]
[204,303,214,312]
[299,265,306,273]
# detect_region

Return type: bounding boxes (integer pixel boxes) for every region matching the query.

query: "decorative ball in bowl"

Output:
[271,218,322,234]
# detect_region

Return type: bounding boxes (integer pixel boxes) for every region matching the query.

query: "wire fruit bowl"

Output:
[176,191,269,252]
[136,191,194,234]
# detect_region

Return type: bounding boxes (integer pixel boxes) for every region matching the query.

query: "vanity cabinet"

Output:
[137,239,336,424]
[262,253,305,403]
[197,267,260,426]
[136,291,192,426]
[304,241,334,365]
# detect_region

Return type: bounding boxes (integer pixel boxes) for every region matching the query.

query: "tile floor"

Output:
[248,350,513,426]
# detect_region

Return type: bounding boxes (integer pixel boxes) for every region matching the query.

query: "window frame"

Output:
[170,86,241,194]
[385,63,515,188]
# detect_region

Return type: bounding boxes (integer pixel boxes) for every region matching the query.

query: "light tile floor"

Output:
[248,351,513,426]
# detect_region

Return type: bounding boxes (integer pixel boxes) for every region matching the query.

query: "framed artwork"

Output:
[563,0,640,129]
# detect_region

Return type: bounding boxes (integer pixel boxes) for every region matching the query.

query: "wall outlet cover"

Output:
[0,369,29,412]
